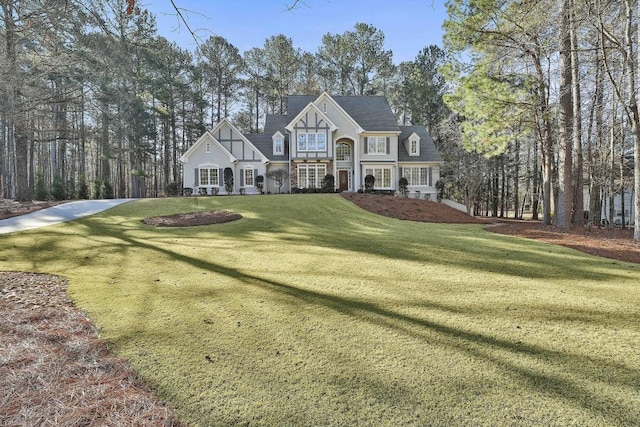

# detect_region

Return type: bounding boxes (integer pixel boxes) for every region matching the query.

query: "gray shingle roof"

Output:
[398,126,443,163]
[249,96,442,164]
[286,95,399,132]
[245,132,288,162]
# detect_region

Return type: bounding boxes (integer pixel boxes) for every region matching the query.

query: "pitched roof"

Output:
[286,95,399,132]
[264,114,289,134]
[398,126,443,163]
[256,114,290,162]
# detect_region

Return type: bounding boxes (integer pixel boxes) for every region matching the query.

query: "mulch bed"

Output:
[0,200,66,220]
[341,192,640,264]
[142,210,242,227]
[0,272,182,426]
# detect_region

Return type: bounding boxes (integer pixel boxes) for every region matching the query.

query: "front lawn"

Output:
[2,194,639,426]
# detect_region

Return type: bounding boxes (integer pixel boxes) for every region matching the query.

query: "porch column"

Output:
[354,136,361,191]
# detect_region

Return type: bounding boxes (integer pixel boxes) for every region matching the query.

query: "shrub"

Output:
[35,173,49,201]
[321,174,335,193]
[398,177,409,198]
[78,175,90,199]
[435,179,445,202]
[51,173,66,201]
[224,168,234,194]
[255,175,265,194]
[93,180,103,199]
[364,174,375,192]
[66,176,76,200]
[166,182,180,197]
[103,181,114,199]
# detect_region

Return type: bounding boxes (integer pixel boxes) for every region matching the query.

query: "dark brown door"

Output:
[339,170,349,191]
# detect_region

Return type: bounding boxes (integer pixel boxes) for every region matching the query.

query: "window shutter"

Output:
[194,168,199,186]
[386,137,390,154]
[428,167,433,186]
[364,137,368,154]
[240,169,245,187]
[254,169,258,183]
[219,168,223,186]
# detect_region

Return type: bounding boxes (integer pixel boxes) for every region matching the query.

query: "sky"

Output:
[145,0,448,64]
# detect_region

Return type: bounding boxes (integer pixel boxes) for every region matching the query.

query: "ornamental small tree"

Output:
[255,175,265,194]
[224,167,234,194]
[266,168,289,193]
[398,177,409,197]
[364,174,375,192]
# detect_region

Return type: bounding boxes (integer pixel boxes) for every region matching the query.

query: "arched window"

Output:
[336,143,351,161]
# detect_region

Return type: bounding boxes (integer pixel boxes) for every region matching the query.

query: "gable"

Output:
[211,119,268,163]
[313,92,364,135]
[398,126,443,163]
[179,131,236,164]
[285,101,337,133]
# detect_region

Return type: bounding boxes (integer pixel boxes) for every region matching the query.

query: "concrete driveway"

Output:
[0,199,132,235]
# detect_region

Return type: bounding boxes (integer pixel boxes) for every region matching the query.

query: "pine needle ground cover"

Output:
[2,194,639,426]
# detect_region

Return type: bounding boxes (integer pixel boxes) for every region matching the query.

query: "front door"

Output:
[338,170,349,191]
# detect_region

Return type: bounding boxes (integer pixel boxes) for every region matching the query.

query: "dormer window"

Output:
[407,133,420,156]
[272,132,284,155]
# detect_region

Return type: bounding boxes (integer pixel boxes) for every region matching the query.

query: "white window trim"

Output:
[199,166,219,187]
[297,163,327,188]
[402,167,432,186]
[364,166,393,189]
[273,132,285,156]
[244,168,255,187]
[336,142,352,161]
[367,136,387,155]
[410,139,419,156]
[297,132,327,152]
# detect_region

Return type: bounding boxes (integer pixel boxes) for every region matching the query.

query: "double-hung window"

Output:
[365,167,392,189]
[274,137,283,155]
[402,167,432,186]
[244,169,254,186]
[199,168,218,186]
[367,137,387,155]
[297,132,327,151]
[297,164,326,188]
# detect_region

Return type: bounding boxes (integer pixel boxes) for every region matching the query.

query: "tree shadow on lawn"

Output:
[197,216,632,284]
[67,220,640,425]
[65,195,636,283]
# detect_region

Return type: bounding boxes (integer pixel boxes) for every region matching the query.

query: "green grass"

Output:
[2,194,640,426]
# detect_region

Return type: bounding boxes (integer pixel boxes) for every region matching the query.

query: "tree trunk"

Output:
[570,0,584,225]
[556,0,574,229]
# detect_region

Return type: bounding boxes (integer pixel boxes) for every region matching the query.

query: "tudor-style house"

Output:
[180,93,443,197]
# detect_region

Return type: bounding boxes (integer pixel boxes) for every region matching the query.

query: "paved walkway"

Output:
[0,199,132,235]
